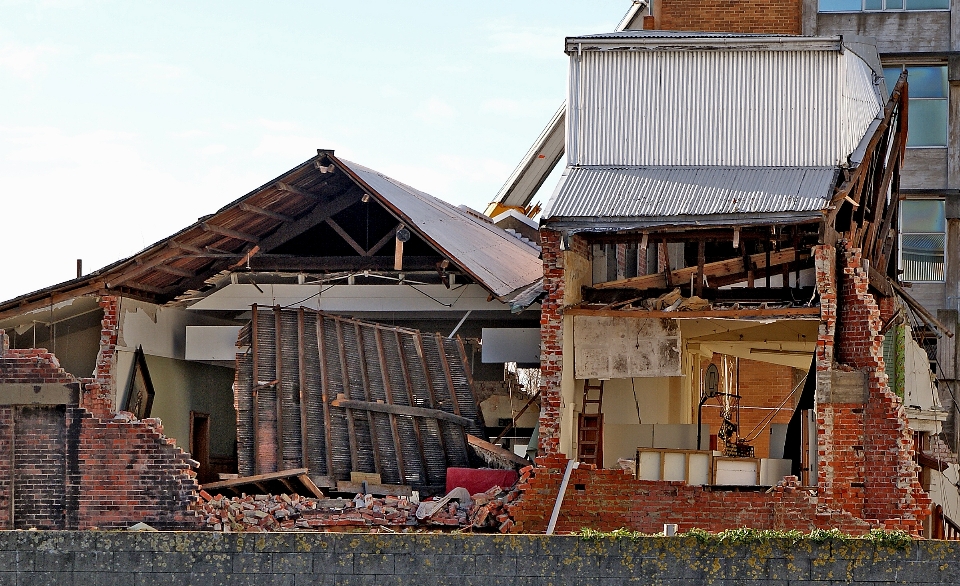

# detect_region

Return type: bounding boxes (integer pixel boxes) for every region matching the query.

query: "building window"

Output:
[883,65,948,147]
[820,0,949,11]
[900,199,945,282]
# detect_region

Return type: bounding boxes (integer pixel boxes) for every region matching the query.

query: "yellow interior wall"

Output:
[559,242,593,458]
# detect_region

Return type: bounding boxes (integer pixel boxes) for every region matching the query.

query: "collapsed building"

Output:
[0,153,541,528]
[503,31,948,536]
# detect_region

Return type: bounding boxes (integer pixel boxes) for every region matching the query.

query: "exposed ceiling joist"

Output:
[257,190,358,252]
[276,182,323,200]
[239,202,294,223]
[201,223,260,243]
[105,249,183,289]
[154,264,197,278]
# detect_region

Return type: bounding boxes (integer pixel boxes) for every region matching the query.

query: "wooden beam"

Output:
[595,248,803,290]
[366,225,400,257]
[297,308,311,474]
[330,395,476,427]
[394,329,429,484]
[335,481,412,497]
[248,255,443,271]
[120,281,168,295]
[252,306,261,475]
[154,264,196,278]
[374,327,407,484]
[316,315,336,477]
[412,331,448,459]
[466,434,529,467]
[434,333,462,417]
[239,202,294,223]
[105,248,182,288]
[276,181,323,200]
[326,218,367,256]
[565,306,821,319]
[334,319,361,471]
[493,390,541,445]
[202,222,260,243]
[274,307,284,472]
[354,323,383,477]
[889,279,955,338]
[257,190,358,252]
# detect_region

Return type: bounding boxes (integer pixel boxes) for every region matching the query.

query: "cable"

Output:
[742,374,807,442]
[631,378,641,424]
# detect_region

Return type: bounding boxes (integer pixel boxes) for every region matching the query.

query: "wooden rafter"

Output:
[326,217,367,256]
[239,202,294,223]
[201,222,260,243]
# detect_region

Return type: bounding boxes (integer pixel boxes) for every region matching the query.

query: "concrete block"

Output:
[809,558,854,581]
[18,572,72,586]
[232,553,272,574]
[476,553,518,575]
[353,552,395,575]
[312,552,354,574]
[73,550,115,573]
[272,553,312,574]
[112,550,156,573]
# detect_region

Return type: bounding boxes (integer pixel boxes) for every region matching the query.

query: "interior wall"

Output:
[116,350,236,458]
[560,244,594,457]
[599,376,679,468]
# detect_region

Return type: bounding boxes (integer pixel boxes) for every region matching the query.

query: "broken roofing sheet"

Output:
[235,307,487,495]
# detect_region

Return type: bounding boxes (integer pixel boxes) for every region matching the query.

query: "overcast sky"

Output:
[0,1,624,302]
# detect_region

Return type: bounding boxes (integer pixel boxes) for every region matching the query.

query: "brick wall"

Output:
[508,456,875,535]
[699,357,801,458]
[814,244,930,534]
[0,328,200,530]
[651,0,802,34]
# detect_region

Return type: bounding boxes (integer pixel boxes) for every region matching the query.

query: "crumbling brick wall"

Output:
[650,0,802,34]
[507,456,875,535]
[538,230,591,456]
[0,328,200,530]
[814,243,930,534]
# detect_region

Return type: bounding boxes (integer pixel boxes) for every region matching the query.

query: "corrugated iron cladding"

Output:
[341,159,543,300]
[542,166,838,220]
[567,49,882,167]
[236,307,485,492]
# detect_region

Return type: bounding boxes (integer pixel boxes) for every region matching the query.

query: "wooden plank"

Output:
[889,279,955,338]
[104,248,182,288]
[374,328,407,484]
[354,323,383,476]
[395,330,429,484]
[274,307,284,472]
[154,264,196,278]
[335,481,413,497]
[413,332,449,458]
[202,222,260,243]
[565,306,821,319]
[434,333,463,417]
[239,202,294,223]
[350,472,382,484]
[297,308,311,473]
[493,390,542,445]
[252,306,261,476]
[316,316,336,477]
[297,473,325,499]
[330,395,476,427]
[466,434,529,467]
[455,337,484,429]
[201,467,311,491]
[595,248,800,290]
[335,319,361,471]
[276,181,324,200]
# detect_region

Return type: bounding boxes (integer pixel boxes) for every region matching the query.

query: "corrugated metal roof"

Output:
[337,158,544,300]
[542,166,838,223]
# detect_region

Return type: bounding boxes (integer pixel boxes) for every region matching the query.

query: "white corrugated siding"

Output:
[839,50,883,160]
[567,49,881,167]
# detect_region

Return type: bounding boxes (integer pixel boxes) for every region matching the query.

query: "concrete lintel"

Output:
[0,382,80,406]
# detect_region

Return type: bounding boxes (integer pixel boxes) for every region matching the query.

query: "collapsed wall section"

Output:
[0,325,200,530]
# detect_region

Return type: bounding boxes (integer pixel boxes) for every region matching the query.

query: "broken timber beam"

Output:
[594,248,803,290]
[889,279,954,338]
[331,395,475,427]
[466,434,530,467]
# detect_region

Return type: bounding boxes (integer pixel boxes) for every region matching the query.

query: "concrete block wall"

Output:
[4,531,960,585]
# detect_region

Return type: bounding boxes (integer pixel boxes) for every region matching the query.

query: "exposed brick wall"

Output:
[0,329,200,530]
[507,456,875,535]
[82,296,119,418]
[651,0,802,34]
[699,357,801,458]
[814,244,930,534]
[538,230,591,456]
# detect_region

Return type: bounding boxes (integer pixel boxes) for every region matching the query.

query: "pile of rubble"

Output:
[196,468,530,533]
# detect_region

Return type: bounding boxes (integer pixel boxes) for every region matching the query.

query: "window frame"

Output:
[898,198,946,283]
[882,63,949,149]
[819,0,949,12]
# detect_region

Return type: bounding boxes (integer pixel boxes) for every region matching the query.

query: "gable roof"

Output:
[0,151,542,319]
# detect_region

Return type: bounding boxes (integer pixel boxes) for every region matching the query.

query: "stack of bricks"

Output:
[0,325,201,530]
[504,455,878,535]
[814,243,930,534]
[649,0,802,35]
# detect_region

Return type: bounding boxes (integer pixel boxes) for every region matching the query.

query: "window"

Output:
[820,0,948,11]
[883,65,948,147]
[900,199,945,282]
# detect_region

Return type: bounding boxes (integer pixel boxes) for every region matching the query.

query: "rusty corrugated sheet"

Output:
[235,306,485,493]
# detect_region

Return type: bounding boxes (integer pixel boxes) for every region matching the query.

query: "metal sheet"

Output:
[565,39,882,169]
[339,159,544,301]
[542,166,837,221]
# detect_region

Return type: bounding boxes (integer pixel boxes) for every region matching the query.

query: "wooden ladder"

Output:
[577,380,604,466]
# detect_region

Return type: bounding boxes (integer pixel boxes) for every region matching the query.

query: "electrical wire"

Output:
[742,374,808,442]
[631,378,642,424]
